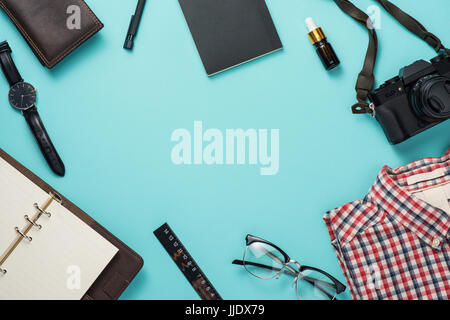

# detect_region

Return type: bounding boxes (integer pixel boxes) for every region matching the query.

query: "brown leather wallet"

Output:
[0,0,103,69]
[0,148,144,300]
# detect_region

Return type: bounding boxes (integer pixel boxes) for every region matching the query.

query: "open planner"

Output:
[0,149,143,300]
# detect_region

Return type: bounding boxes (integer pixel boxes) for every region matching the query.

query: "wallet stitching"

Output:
[0,0,103,68]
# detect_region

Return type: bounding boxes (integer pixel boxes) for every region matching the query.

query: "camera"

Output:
[368,54,450,144]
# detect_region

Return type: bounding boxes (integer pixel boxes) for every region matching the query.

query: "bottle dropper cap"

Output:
[305,17,318,32]
[305,17,326,44]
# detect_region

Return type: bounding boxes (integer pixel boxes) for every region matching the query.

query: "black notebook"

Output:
[178,0,283,76]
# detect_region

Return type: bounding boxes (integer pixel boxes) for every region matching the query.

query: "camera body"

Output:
[368,54,450,144]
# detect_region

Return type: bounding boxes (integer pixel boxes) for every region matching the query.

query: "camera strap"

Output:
[333,0,450,115]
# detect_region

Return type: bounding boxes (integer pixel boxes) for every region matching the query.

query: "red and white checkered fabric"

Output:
[324,149,450,300]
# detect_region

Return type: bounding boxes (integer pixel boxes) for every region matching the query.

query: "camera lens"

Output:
[411,75,450,120]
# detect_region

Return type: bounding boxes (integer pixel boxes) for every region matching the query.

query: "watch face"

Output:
[8,82,37,111]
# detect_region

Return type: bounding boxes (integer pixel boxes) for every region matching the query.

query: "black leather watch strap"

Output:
[23,106,65,176]
[0,41,23,86]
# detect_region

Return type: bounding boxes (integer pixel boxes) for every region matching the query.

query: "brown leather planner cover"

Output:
[0,0,103,69]
[0,149,144,300]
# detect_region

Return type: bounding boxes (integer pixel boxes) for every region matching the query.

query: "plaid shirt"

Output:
[324,149,450,300]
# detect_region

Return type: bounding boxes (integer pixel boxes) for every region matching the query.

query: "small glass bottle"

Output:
[305,18,340,71]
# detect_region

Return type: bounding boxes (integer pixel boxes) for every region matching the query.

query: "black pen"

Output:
[124,0,147,50]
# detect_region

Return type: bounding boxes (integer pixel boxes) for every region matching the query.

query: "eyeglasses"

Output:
[233,235,346,300]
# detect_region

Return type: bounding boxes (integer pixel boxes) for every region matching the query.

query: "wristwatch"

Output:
[0,41,65,176]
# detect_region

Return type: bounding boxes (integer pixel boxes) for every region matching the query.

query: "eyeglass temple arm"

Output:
[302,265,347,294]
[232,260,337,300]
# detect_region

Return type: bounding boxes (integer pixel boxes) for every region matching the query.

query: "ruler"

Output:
[154,223,222,300]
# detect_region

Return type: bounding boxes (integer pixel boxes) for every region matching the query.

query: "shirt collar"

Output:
[368,149,450,250]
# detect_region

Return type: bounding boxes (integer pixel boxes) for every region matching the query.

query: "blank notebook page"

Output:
[0,157,118,300]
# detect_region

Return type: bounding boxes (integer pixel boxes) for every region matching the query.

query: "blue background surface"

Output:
[0,0,449,300]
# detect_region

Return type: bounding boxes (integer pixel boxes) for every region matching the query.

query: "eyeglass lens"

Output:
[243,242,285,279]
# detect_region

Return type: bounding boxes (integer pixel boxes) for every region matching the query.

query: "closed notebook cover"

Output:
[178,0,283,76]
[0,0,103,69]
[0,149,144,300]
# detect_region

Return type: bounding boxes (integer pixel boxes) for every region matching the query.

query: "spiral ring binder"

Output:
[24,215,42,229]
[15,227,32,242]
[0,191,62,275]
[33,203,51,217]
